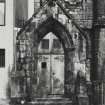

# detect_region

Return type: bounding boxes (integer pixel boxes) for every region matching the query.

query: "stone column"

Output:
[64,48,75,98]
[30,31,38,98]
[91,27,105,105]
[85,59,93,105]
[91,27,99,105]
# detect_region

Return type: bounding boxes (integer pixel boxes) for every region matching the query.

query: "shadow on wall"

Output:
[101,59,105,80]
[6,66,11,99]
[6,82,11,99]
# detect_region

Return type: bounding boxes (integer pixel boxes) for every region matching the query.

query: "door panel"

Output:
[37,54,64,96]
[37,55,51,96]
[51,55,64,94]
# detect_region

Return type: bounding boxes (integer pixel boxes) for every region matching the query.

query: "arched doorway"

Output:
[16,17,75,99]
[33,17,75,98]
[37,32,64,96]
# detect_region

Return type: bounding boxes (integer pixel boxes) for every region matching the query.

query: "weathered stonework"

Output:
[10,1,93,105]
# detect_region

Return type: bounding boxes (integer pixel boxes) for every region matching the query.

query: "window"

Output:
[0,0,5,26]
[0,49,5,67]
[41,62,47,69]
[41,39,49,49]
[34,0,40,11]
[53,39,61,49]
[15,0,28,28]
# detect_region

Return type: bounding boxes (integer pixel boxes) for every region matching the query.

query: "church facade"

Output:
[0,0,105,105]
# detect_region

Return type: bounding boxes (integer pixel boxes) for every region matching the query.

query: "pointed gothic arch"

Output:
[15,16,88,99]
[35,17,74,50]
[33,17,75,98]
[11,0,92,103]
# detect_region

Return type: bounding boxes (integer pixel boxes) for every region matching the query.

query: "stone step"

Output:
[27,98,72,105]
[10,97,72,105]
[27,101,72,105]
[32,97,70,102]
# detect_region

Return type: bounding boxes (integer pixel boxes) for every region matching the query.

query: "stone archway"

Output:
[33,17,75,98]
[13,15,92,105]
